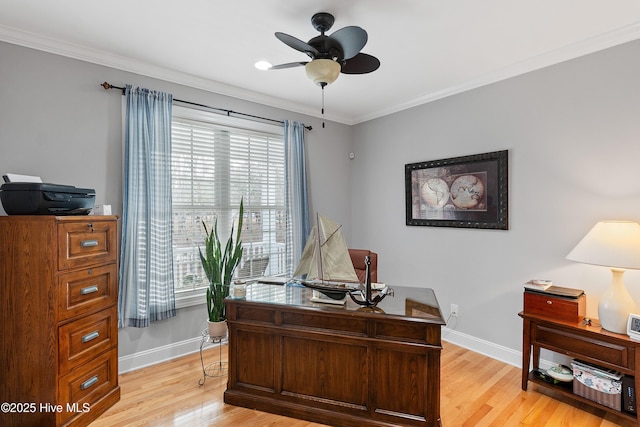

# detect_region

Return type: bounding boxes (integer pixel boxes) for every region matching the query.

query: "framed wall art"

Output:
[405,150,508,229]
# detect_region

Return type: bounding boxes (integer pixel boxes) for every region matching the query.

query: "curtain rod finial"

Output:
[101,82,111,90]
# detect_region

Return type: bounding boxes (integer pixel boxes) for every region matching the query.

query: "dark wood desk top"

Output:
[233,283,445,325]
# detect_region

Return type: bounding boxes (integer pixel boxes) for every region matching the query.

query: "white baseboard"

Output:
[442,327,523,368]
[118,335,226,374]
[442,327,560,372]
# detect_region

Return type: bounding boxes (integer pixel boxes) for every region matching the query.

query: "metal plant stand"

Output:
[198,328,227,386]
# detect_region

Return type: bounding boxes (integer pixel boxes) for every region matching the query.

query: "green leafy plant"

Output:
[199,199,244,322]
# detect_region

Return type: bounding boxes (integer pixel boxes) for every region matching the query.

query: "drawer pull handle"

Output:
[546,300,553,305]
[82,331,100,343]
[80,375,99,390]
[81,239,99,247]
[80,285,99,295]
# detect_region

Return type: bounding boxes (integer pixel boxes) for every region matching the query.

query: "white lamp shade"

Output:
[566,221,640,270]
[305,59,341,86]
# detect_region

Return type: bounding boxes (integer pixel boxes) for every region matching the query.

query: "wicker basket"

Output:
[571,361,622,411]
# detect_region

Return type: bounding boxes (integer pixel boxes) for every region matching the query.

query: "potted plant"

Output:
[199,199,244,337]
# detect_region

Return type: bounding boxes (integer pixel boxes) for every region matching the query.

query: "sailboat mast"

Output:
[315,212,323,283]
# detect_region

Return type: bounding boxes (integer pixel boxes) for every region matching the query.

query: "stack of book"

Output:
[524,279,553,291]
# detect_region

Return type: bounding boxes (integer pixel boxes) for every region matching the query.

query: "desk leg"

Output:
[522,318,531,391]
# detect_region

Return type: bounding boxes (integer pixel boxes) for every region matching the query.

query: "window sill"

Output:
[175,289,206,309]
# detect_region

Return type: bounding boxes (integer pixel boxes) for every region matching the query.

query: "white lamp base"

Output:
[598,268,638,334]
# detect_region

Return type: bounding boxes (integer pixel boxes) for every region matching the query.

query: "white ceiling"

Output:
[1,0,640,125]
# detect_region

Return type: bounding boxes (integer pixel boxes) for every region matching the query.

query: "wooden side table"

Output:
[520,311,640,425]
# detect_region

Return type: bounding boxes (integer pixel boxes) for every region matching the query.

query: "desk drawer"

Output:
[534,324,630,370]
[58,264,118,320]
[58,220,117,270]
[58,307,117,373]
[58,348,118,425]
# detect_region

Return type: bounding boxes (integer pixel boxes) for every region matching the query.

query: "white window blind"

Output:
[171,106,288,295]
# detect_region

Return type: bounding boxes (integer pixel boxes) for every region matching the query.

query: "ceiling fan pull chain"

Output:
[321,82,326,128]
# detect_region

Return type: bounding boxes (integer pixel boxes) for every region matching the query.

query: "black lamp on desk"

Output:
[566,220,640,334]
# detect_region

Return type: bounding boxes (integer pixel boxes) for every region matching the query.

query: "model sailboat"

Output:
[293,213,360,301]
[292,213,393,307]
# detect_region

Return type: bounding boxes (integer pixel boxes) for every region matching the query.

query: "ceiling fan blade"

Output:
[269,61,308,70]
[275,32,319,57]
[327,26,367,60]
[341,53,380,74]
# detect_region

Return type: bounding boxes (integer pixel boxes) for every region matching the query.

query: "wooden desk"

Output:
[520,312,640,425]
[224,284,445,427]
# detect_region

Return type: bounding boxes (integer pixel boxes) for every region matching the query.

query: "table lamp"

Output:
[566,220,640,334]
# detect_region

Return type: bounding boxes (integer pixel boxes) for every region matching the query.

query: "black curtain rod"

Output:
[100,82,312,131]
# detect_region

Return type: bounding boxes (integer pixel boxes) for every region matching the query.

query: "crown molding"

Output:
[0,24,334,122]
[2,22,640,126]
[353,22,640,124]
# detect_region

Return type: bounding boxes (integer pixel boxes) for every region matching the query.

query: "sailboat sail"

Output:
[293,214,359,283]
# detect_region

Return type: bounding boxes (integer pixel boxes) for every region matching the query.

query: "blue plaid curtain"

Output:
[118,85,176,328]
[284,120,310,273]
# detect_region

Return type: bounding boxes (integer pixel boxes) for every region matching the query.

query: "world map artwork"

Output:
[405,150,507,229]
[412,168,487,219]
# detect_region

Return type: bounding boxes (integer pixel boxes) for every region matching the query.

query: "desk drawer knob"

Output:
[81,239,99,248]
[80,375,99,390]
[80,285,99,295]
[547,300,553,305]
[82,331,100,343]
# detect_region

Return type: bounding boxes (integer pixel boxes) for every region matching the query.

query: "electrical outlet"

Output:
[451,304,459,317]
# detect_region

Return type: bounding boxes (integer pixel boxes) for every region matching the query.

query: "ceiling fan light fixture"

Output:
[305,59,340,86]
[254,60,272,70]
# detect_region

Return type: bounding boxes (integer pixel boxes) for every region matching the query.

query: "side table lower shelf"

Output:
[526,371,637,424]
[520,311,640,426]
[198,328,228,386]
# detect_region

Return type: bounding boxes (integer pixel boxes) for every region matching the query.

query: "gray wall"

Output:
[0,41,353,365]
[3,37,640,368]
[351,39,640,359]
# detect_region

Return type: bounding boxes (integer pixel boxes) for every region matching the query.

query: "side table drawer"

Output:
[58,264,118,321]
[57,348,118,425]
[58,307,117,373]
[58,220,117,270]
[534,324,631,370]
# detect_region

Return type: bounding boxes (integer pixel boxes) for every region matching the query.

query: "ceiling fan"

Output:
[269,12,381,87]
[265,12,380,127]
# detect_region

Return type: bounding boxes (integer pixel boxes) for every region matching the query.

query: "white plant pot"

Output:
[207,320,227,338]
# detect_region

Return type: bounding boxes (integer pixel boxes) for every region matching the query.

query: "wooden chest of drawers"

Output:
[524,290,586,323]
[0,216,120,426]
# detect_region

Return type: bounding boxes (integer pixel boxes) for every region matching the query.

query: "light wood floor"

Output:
[91,342,635,426]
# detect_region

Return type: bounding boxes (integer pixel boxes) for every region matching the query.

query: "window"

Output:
[170,106,288,302]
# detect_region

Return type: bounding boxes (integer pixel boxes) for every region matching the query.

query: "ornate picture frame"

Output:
[405,150,508,229]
